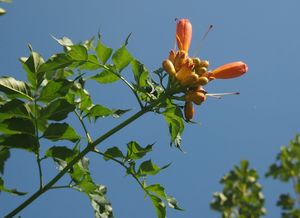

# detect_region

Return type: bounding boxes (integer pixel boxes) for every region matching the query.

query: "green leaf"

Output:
[41,98,75,121]
[150,194,166,218]
[0,99,31,120]
[103,147,124,161]
[91,69,120,84]
[51,36,74,47]
[163,104,184,149]
[79,55,101,70]
[67,45,88,61]
[0,117,35,135]
[0,177,27,196]
[146,184,167,200]
[137,159,160,176]
[88,104,113,120]
[0,147,10,174]
[111,108,131,118]
[112,45,133,72]
[95,40,113,64]
[38,53,73,73]
[131,59,149,87]
[0,77,33,100]
[43,123,80,142]
[45,146,76,160]
[0,8,6,16]
[23,50,45,89]
[0,134,39,153]
[167,196,184,211]
[126,141,153,160]
[38,79,72,102]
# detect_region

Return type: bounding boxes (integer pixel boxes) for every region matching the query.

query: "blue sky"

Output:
[1,0,300,217]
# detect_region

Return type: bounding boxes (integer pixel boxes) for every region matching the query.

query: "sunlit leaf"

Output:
[137,159,160,176]
[89,104,112,117]
[41,98,75,121]
[131,59,149,87]
[51,36,74,47]
[79,55,101,70]
[163,104,184,149]
[112,45,133,72]
[0,77,33,100]
[167,196,184,211]
[126,141,153,160]
[146,184,167,200]
[38,53,73,73]
[67,45,88,61]
[43,123,80,142]
[95,40,113,64]
[23,50,45,89]
[91,69,120,84]
[38,79,72,102]
[0,8,6,16]
[150,194,166,218]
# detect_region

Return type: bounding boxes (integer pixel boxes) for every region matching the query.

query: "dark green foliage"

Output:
[266,135,300,218]
[211,160,266,218]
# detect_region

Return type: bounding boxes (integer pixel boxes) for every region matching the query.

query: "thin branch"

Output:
[74,110,93,144]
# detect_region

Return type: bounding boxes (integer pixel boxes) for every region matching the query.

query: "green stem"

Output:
[4,94,166,218]
[74,110,93,144]
[33,97,43,189]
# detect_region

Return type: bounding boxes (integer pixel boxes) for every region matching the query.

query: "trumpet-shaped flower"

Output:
[211,61,248,79]
[176,19,192,53]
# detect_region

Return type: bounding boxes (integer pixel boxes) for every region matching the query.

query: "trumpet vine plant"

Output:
[0,19,248,218]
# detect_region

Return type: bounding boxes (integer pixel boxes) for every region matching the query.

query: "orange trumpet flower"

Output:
[176,19,192,53]
[211,61,248,79]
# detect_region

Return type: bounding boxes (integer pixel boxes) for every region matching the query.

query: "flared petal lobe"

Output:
[211,61,248,79]
[176,19,192,53]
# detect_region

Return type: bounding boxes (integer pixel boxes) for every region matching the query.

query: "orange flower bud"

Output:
[180,72,199,86]
[185,90,206,105]
[194,76,209,86]
[184,101,194,121]
[211,61,248,79]
[176,19,192,53]
[162,59,176,77]
[199,60,210,68]
[195,66,207,76]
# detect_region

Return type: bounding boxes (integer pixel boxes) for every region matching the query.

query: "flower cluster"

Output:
[162,18,248,121]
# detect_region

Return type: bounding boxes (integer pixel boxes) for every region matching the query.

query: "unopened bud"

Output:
[162,59,176,77]
[195,66,207,76]
[184,101,194,121]
[185,91,206,105]
[195,76,209,86]
[199,60,209,68]
[180,73,199,86]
